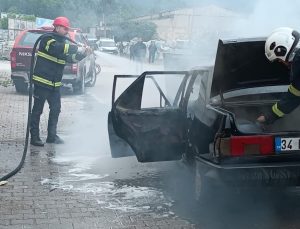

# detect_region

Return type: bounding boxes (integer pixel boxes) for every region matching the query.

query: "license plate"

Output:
[275,137,300,152]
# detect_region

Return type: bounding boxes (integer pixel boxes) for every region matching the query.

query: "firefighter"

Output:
[257,27,300,125]
[30,16,90,146]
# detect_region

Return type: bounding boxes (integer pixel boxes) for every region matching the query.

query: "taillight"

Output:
[10,51,17,68]
[71,64,78,74]
[219,135,274,157]
[231,135,274,156]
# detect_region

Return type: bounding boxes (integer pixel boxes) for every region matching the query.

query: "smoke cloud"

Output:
[231,0,300,38]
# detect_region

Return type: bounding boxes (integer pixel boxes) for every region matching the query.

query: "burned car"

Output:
[108,37,300,200]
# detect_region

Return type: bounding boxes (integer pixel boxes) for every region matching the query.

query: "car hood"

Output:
[210,38,290,97]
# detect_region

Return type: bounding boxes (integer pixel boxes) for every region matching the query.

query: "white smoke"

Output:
[232,0,300,37]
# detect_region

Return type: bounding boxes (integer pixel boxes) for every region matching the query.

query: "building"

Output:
[134,5,243,42]
[8,18,35,40]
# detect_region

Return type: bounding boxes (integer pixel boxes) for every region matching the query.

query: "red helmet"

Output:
[53,17,70,29]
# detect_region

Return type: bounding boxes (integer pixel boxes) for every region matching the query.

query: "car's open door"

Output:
[108,74,139,158]
[108,71,190,162]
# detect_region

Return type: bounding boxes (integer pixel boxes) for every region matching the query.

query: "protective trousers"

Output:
[30,85,61,140]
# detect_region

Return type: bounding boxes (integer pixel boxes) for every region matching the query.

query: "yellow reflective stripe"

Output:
[33,75,54,86]
[32,75,62,87]
[288,84,300,97]
[37,51,66,64]
[45,39,55,52]
[272,103,285,118]
[64,44,69,54]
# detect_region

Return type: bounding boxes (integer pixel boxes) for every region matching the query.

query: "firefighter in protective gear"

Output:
[257,27,300,125]
[30,16,90,146]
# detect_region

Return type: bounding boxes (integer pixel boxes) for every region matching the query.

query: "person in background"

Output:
[118,42,124,56]
[129,42,135,60]
[148,40,157,63]
[133,38,146,73]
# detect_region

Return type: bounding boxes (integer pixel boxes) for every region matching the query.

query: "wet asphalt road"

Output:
[44,52,300,229]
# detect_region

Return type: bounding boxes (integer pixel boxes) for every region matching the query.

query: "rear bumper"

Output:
[196,155,300,169]
[61,73,83,85]
[11,71,29,82]
[101,50,118,54]
[11,71,79,84]
[62,74,78,81]
[196,156,300,186]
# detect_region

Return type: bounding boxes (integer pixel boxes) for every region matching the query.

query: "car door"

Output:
[108,74,140,158]
[108,71,193,162]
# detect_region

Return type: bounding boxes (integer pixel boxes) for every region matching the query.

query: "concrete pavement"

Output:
[0,56,197,229]
[0,60,10,80]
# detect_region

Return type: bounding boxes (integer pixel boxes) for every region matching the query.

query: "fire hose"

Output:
[0,32,77,183]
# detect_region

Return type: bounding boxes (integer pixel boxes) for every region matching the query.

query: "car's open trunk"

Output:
[220,99,300,133]
[209,38,300,134]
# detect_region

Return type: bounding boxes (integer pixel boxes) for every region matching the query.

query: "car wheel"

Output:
[14,80,28,94]
[86,66,97,87]
[73,71,85,94]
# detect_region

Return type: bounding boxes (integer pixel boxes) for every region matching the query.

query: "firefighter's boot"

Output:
[46,135,64,144]
[30,137,44,147]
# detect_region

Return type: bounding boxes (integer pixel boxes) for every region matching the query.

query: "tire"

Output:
[86,66,97,87]
[73,71,85,94]
[14,80,28,94]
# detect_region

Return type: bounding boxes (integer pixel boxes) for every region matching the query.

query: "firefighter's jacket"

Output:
[267,48,300,123]
[33,32,86,90]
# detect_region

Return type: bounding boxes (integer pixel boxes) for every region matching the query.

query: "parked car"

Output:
[84,34,98,51]
[87,38,98,51]
[108,37,300,202]
[97,38,118,54]
[10,27,97,94]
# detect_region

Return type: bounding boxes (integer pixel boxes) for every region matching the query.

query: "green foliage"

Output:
[113,21,157,42]
[20,15,35,21]
[0,17,8,29]
[0,12,35,29]
[0,0,168,34]
[0,0,64,19]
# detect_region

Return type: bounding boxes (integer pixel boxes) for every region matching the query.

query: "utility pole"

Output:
[103,13,106,38]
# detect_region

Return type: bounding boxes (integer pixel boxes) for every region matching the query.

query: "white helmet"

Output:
[265,27,300,62]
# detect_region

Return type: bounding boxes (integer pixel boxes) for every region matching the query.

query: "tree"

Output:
[113,20,157,42]
[0,0,64,19]
[0,17,8,29]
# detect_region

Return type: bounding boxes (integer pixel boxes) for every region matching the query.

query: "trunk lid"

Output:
[13,47,33,71]
[210,38,290,98]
